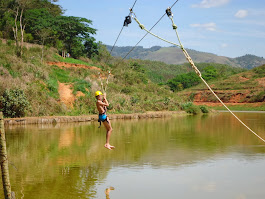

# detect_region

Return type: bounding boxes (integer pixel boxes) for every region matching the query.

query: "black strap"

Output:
[98,119,102,128]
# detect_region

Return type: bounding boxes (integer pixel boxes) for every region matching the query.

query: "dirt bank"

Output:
[4,111,186,126]
[47,61,102,71]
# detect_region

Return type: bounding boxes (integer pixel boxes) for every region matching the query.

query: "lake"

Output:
[2,112,265,199]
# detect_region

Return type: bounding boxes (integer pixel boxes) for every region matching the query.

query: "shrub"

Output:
[189,93,196,101]
[199,105,209,113]
[180,102,201,115]
[0,89,31,118]
[121,87,132,94]
[253,65,265,78]
[2,63,19,77]
[7,40,13,46]
[249,91,265,102]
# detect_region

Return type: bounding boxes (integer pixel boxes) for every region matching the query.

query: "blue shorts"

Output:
[98,114,107,122]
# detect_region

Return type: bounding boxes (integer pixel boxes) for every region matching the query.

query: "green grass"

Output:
[73,79,91,94]
[53,54,91,66]
[211,104,265,111]
[2,63,20,78]
[53,54,103,69]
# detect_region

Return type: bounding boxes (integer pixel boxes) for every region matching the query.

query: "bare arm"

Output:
[102,93,109,106]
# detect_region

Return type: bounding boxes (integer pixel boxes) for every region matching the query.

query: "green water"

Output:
[2,112,265,199]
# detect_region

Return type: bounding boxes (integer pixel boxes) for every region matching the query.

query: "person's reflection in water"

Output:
[105,187,115,199]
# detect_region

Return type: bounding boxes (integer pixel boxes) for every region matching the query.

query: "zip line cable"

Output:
[130,10,265,143]
[110,26,125,54]
[108,0,138,93]
[131,0,138,10]
[110,0,138,55]
[122,0,180,59]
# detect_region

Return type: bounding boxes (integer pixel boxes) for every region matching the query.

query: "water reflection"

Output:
[1,112,265,199]
[105,187,114,199]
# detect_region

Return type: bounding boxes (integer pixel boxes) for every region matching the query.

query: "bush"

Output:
[0,89,31,118]
[249,91,265,102]
[199,105,209,113]
[180,102,201,115]
[121,87,132,94]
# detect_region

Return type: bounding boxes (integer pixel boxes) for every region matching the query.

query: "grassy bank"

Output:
[210,103,265,111]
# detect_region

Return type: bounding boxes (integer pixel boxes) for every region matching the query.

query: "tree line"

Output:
[167,64,246,92]
[0,0,99,58]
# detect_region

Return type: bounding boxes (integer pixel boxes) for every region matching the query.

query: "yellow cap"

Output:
[95,91,103,97]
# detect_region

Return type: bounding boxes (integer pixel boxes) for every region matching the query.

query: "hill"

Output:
[108,45,265,69]
[179,64,265,110]
[0,40,263,118]
[0,40,185,117]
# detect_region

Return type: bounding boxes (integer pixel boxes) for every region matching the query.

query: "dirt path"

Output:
[47,61,102,71]
[58,82,75,108]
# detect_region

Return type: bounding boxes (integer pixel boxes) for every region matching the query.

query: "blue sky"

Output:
[54,0,265,58]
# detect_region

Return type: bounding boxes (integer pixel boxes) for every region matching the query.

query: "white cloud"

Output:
[192,0,230,8]
[235,10,249,18]
[190,23,217,31]
[221,43,228,48]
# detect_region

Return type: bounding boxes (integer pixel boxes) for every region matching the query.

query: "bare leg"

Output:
[103,117,115,150]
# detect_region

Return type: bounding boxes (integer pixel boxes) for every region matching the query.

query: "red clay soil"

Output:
[58,82,75,108]
[47,61,102,71]
[239,76,250,82]
[193,90,249,103]
[257,77,265,87]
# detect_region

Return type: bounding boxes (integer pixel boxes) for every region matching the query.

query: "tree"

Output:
[202,65,218,81]
[84,37,99,58]
[167,72,200,91]
[54,16,97,58]
[25,8,55,61]
[12,0,33,57]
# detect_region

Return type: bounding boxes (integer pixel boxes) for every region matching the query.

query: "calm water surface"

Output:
[2,112,265,199]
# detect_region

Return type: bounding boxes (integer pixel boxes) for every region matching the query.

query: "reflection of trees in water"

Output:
[3,113,265,198]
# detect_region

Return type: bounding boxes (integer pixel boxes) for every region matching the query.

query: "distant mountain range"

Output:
[107,45,265,69]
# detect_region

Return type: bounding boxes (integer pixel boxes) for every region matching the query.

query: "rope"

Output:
[98,72,104,92]
[98,71,111,94]
[123,0,180,59]
[105,71,111,92]
[131,14,265,143]
[132,17,181,48]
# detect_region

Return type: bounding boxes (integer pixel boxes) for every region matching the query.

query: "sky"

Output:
[54,0,265,58]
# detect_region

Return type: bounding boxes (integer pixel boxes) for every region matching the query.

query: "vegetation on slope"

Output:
[0,40,187,117]
[178,64,265,110]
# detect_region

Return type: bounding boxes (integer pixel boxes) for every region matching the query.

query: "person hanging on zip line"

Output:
[95,91,115,150]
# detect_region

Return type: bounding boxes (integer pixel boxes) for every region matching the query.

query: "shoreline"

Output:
[3,111,187,126]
